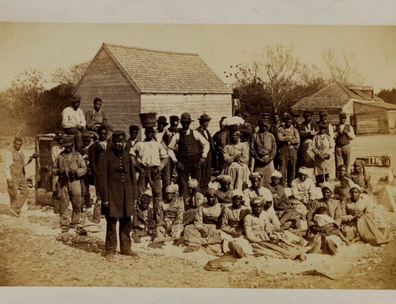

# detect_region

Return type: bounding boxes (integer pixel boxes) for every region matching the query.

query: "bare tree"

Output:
[52,61,90,86]
[10,68,46,108]
[322,49,366,85]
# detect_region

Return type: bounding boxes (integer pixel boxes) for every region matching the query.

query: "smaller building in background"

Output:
[292,82,396,135]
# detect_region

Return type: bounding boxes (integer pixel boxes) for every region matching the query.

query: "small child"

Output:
[132,192,156,243]
[313,206,349,245]
[334,177,351,201]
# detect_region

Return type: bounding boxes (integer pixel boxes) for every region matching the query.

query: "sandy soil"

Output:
[0,135,395,288]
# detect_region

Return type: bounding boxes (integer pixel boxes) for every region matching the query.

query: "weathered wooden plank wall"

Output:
[75,48,141,135]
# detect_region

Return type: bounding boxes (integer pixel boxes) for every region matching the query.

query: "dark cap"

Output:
[284,115,293,122]
[170,115,180,123]
[54,131,64,140]
[157,116,168,125]
[112,130,126,141]
[129,125,140,132]
[71,95,81,103]
[319,110,328,116]
[199,113,212,121]
[82,130,92,140]
[180,113,193,123]
[303,110,313,117]
[340,112,347,118]
[258,119,270,127]
[261,112,271,118]
[290,111,300,117]
[97,125,108,134]
[227,124,240,132]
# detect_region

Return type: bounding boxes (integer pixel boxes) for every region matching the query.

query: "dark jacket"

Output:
[196,125,216,166]
[88,140,111,184]
[97,148,137,218]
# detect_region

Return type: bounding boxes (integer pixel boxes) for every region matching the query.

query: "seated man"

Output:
[243,172,273,209]
[244,197,307,260]
[220,189,252,257]
[183,179,205,226]
[132,191,156,243]
[290,166,317,222]
[62,95,86,150]
[155,185,184,241]
[85,97,112,135]
[184,189,223,250]
[265,170,301,230]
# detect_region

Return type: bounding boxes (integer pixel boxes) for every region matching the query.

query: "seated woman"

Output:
[183,179,205,226]
[155,185,184,241]
[243,172,274,209]
[221,129,250,191]
[342,184,392,246]
[350,160,372,194]
[220,189,252,257]
[265,170,302,230]
[306,182,345,255]
[215,175,233,207]
[132,191,156,243]
[312,206,349,245]
[243,197,308,260]
[290,167,317,226]
[184,189,224,253]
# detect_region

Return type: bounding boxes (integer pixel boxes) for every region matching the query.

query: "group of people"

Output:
[4,96,392,261]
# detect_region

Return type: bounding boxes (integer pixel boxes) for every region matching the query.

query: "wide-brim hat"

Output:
[180,112,194,123]
[303,110,313,117]
[157,116,168,125]
[170,115,180,123]
[198,113,212,121]
[140,113,157,128]
[70,95,81,103]
[63,135,74,146]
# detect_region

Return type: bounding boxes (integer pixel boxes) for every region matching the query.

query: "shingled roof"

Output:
[292,82,384,110]
[98,43,232,94]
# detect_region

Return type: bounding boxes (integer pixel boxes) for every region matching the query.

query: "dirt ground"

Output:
[0,135,396,288]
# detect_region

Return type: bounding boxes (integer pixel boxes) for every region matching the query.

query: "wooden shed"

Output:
[292,82,396,135]
[73,43,233,137]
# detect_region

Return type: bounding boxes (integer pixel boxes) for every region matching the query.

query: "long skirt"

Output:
[184,224,222,246]
[356,214,392,245]
[222,162,251,191]
[254,160,274,185]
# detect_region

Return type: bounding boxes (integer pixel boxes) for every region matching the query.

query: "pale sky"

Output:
[1,23,395,92]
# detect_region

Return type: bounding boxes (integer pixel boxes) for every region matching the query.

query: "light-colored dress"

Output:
[342,194,392,245]
[222,141,251,191]
[312,134,332,176]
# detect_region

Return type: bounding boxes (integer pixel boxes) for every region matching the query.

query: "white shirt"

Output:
[291,177,316,203]
[167,129,210,162]
[62,106,86,129]
[335,123,355,139]
[130,139,168,167]
[4,149,27,180]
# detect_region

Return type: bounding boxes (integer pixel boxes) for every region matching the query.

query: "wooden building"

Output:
[73,43,233,137]
[292,82,396,135]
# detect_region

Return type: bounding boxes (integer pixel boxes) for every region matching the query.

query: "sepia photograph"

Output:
[1,19,396,295]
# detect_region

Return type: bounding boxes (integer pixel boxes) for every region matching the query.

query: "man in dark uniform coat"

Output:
[196,113,216,194]
[98,130,138,260]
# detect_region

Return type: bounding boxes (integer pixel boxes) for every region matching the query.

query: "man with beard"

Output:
[97,130,138,260]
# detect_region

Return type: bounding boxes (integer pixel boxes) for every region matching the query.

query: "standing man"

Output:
[290,111,301,130]
[125,125,140,152]
[277,115,300,187]
[97,131,138,260]
[131,126,169,199]
[213,116,228,174]
[167,112,209,198]
[52,136,87,233]
[334,112,355,171]
[62,95,86,150]
[85,97,112,135]
[77,130,93,211]
[167,116,180,183]
[270,112,281,135]
[316,111,334,142]
[196,113,216,194]
[89,125,110,223]
[155,116,172,195]
[250,119,277,184]
[51,131,64,214]
[4,137,37,217]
